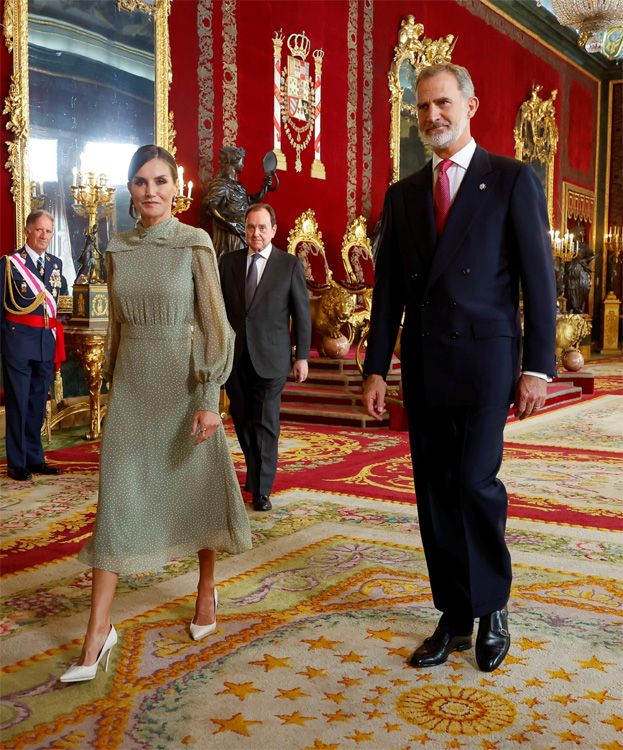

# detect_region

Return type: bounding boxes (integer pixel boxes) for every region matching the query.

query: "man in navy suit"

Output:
[219,203,311,511]
[363,64,556,672]
[1,210,64,480]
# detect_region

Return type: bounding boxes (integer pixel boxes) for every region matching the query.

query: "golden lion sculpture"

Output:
[555,313,591,362]
[311,283,357,339]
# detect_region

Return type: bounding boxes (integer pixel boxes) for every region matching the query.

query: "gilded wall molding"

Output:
[197,0,215,185]
[222,0,238,146]
[3,0,30,245]
[361,0,374,218]
[513,84,558,223]
[346,0,359,221]
[3,0,170,247]
[388,17,456,184]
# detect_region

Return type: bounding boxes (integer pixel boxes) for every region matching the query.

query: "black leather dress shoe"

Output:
[476,609,510,672]
[7,466,33,481]
[408,625,472,668]
[252,494,272,511]
[28,463,61,475]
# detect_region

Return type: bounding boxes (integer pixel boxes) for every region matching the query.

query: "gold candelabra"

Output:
[71,171,116,284]
[550,229,579,262]
[604,225,622,261]
[30,180,46,211]
[172,166,193,215]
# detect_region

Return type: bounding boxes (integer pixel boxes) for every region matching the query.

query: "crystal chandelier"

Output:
[549,0,623,52]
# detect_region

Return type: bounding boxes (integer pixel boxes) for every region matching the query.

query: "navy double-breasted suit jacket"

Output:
[364,146,557,409]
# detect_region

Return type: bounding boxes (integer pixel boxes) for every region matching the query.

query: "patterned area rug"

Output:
[2,369,622,749]
[1,490,622,750]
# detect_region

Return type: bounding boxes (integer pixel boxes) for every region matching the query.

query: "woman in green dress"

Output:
[60,145,252,683]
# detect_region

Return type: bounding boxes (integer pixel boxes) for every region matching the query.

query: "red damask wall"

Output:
[1,0,601,268]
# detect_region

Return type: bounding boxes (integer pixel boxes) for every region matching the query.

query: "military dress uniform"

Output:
[1,247,65,478]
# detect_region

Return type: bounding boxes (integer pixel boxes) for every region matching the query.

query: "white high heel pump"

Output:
[190,588,218,641]
[60,625,118,683]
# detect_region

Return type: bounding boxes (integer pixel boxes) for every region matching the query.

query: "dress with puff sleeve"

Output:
[78,218,251,575]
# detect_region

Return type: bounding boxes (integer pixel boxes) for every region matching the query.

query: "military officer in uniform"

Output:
[1,210,66,480]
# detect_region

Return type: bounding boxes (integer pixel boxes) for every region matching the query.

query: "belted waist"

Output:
[120,322,192,340]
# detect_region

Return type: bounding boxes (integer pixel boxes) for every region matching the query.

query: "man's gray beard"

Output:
[419,115,467,150]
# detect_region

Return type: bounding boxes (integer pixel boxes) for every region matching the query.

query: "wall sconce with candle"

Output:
[173,165,193,215]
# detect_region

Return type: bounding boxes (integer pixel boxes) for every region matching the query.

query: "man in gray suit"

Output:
[219,203,311,511]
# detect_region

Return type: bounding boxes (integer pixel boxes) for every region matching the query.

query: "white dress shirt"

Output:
[25,244,46,267]
[246,244,272,289]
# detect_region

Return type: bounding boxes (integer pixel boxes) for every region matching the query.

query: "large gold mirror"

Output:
[3,0,171,291]
[513,84,558,224]
[388,16,456,184]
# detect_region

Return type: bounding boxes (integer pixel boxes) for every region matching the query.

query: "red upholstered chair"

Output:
[287,209,333,294]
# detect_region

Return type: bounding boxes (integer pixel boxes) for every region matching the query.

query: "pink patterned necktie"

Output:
[434,159,453,234]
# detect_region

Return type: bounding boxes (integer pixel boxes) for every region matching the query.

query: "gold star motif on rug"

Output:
[515,637,549,651]
[297,665,327,679]
[556,731,584,744]
[445,739,464,749]
[524,677,547,688]
[386,645,411,658]
[597,741,623,750]
[302,739,340,750]
[336,650,364,663]
[276,687,310,701]
[301,635,343,650]
[216,681,263,701]
[323,691,346,704]
[346,729,375,743]
[372,685,391,695]
[383,721,402,732]
[323,709,356,723]
[362,665,390,676]
[410,734,431,746]
[603,715,623,732]
[521,696,541,707]
[502,653,526,666]
[565,711,589,725]
[338,676,362,687]
[547,667,574,681]
[390,678,410,686]
[276,710,315,726]
[211,712,262,736]
[363,696,382,706]
[365,627,398,641]
[581,689,618,703]
[575,655,614,671]
[364,709,387,719]
[249,653,292,671]
[551,693,576,706]
[481,740,501,750]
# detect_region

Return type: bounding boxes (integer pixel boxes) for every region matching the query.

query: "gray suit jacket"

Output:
[218,246,311,379]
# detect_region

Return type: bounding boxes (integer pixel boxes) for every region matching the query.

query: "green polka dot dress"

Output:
[78,218,252,575]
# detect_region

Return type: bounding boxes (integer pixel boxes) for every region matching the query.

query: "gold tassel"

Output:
[54,370,64,403]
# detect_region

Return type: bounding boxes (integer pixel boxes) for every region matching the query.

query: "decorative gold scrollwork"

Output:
[389,16,456,183]
[514,84,558,223]
[3,0,172,247]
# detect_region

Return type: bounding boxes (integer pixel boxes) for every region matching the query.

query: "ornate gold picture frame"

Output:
[513,84,558,225]
[388,16,456,184]
[2,0,171,247]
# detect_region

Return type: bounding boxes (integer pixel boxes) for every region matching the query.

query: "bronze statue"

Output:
[564,225,594,314]
[76,224,102,283]
[202,147,278,256]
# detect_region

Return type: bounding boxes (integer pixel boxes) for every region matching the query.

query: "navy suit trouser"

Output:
[226,347,287,497]
[3,353,53,469]
[407,403,512,632]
